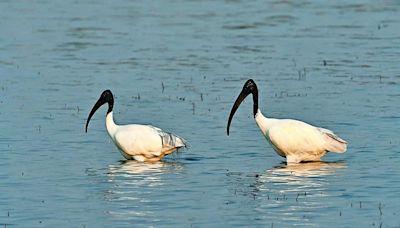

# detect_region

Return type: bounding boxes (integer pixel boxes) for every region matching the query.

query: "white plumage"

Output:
[255,110,346,163]
[86,90,187,162]
[227,79,347,163]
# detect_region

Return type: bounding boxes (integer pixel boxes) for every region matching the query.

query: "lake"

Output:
[0,0,399,227]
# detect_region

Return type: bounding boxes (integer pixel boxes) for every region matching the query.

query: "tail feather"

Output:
[148,125,188,149]
[319,128,347,153]
[164,132,188,149]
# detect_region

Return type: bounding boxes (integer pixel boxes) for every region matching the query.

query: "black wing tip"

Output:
[180,137,189,148]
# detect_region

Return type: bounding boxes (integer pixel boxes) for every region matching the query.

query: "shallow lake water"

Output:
[1,0,400,227]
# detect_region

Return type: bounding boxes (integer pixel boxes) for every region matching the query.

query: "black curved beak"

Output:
[227,79,259,135]
[85,98,107,133]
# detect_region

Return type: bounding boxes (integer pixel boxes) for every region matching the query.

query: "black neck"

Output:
[107,99,114,114]
[252,88,258,117]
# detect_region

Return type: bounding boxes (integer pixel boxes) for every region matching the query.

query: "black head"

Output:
[227,79,259,135]
[85,90,114,132]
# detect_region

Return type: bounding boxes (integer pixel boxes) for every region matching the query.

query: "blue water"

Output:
[1,0,400,227]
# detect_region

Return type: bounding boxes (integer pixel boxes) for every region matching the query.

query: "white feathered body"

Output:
[255,110,347,163]
[106,112,186,162]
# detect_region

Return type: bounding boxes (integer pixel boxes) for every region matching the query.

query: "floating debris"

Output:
[298,68,306,80]
[132,93,141,100]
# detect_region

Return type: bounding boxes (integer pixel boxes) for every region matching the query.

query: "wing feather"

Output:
[147,125,188,149]
[318,127,347,153]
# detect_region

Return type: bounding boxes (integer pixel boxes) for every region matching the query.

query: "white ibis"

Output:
[85,90,187,162]
[227,79,347,163]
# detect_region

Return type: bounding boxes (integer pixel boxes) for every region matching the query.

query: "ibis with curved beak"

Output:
[227,79,347,163]
[85,90,187,162]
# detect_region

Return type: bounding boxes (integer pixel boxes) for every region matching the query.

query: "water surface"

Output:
[1,0,400,227]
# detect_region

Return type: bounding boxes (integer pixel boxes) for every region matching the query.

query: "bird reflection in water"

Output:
[226,161,346,199]
[106,160,184,188]
[225,161,347,226]
[269,161,347,177]
[104,160,184,219]
[108,160,184,175]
